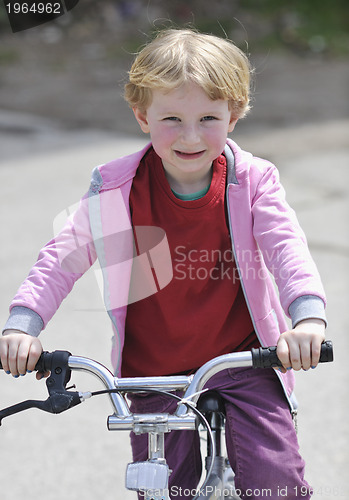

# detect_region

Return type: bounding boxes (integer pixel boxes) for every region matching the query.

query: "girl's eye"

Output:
[164,117,180,122]
[201,116,217,122]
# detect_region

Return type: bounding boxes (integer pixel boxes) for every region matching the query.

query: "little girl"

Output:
[1,29,326,499]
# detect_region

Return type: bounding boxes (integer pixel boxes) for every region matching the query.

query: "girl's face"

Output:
[133,82,237,191]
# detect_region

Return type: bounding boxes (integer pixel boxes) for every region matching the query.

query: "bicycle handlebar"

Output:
[0,341,334,426]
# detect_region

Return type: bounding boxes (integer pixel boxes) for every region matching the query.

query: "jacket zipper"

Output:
[225,184,261,343]
[225,183,296,414]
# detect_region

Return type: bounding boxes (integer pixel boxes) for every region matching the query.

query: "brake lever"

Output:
[0,393,81,424]
[0,351,81,425]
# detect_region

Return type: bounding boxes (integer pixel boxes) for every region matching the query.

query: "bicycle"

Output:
[0,341,334,500]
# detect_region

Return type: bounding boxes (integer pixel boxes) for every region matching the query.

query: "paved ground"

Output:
[0,113,348,499]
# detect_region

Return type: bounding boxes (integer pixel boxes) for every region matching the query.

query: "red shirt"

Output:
[122,148,258,377]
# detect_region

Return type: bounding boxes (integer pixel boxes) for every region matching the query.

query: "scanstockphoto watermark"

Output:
[170,485,241,497]
[141,485,314,497]
[3,0,80,32]
[139,486,238,498]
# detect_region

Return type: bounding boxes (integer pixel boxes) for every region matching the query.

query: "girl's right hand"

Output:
[0,331,44,379]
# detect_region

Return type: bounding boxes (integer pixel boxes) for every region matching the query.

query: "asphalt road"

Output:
[0,112,348,499]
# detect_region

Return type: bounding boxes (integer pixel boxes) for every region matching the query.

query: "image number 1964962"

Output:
[4,0,80,32]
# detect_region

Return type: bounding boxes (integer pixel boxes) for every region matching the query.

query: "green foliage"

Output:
[0,0,347,56]
[241,0,349,55]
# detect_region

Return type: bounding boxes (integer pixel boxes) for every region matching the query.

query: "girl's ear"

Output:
[228,115,238,133]
[133,107,150,134]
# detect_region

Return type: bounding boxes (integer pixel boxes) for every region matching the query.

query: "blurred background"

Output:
[0,0,348,136]
[0,1,348,499]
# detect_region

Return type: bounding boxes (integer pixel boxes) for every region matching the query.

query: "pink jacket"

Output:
[7,139,326,409]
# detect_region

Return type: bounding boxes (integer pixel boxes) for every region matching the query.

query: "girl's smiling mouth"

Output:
[174,150,206,160]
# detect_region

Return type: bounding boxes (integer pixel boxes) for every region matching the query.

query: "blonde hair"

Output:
[124,29,252,119]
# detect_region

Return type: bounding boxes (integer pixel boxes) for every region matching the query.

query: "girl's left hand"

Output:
[276,318,326,373]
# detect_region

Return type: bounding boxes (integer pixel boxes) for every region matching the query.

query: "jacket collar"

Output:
[90,141,238,194]
[224,143,238,185]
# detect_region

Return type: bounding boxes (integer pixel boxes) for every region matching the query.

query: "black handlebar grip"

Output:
[0,351,70,373]
[318,340,334,363]
[252,346,281,368]
[252,340,334,369]
[34,351,53,372]
[0,351,50,371]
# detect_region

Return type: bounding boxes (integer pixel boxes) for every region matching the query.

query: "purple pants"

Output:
[129,368,312,499]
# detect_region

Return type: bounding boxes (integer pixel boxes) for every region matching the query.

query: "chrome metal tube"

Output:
[107,415,134,430]
[115,375,193,392]
[107,414,197,432]
[176,351,253,417]
[68,356,131,417]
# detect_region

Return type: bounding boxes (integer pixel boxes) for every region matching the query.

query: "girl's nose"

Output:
[180,124,200,145]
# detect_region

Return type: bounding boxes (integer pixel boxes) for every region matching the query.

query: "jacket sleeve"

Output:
[251,161,326,325]
[3,195,97,334]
